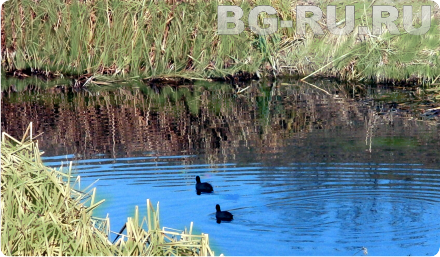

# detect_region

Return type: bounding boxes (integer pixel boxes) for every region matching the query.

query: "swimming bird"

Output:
[195,176,213,195]
[215,204,233,223]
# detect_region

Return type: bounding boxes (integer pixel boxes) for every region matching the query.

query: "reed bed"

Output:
[113,200,215,256]
[1,0,439,84]
[1,123,217,256]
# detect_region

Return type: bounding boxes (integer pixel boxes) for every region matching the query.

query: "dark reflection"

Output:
[2,79,439,166]
[215,219,233,224]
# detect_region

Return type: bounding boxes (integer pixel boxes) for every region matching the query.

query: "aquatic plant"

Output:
[1,123,217,256]
[1,0,439,83]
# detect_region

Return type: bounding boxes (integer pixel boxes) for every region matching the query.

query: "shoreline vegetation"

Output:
[1,0,440,87]
[1,123,217,256]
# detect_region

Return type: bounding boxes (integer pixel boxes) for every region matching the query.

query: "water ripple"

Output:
[43,156,440,256]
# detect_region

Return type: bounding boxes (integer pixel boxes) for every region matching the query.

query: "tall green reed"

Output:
[2,0,439,83]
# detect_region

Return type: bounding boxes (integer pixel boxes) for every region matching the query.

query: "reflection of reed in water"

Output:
[1,80,438,164]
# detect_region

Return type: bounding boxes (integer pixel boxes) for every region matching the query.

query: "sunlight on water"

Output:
[43,154,440,256]
[4,80,440,255]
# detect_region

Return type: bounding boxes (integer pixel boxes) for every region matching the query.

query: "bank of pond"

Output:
[0,125,218,256]
[1,0,440,86]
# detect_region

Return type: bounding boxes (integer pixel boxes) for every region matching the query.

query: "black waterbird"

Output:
[195,176,213,195]
[215,204,233,223]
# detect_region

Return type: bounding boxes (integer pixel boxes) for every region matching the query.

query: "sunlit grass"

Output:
[1,123,216,256]
[1,0,439,83]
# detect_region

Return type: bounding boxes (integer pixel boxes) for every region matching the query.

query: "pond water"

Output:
[2,79,440,256]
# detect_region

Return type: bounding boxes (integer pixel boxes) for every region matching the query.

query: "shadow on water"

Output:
[2,78,440,255]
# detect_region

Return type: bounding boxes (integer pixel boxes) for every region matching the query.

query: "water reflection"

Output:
[0,80,373,158]
[2,80,439,164]
[2,79,440,255]
[40,154,440,256]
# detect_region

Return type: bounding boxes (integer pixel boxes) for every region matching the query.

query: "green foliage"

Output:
[1,0,439,82]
